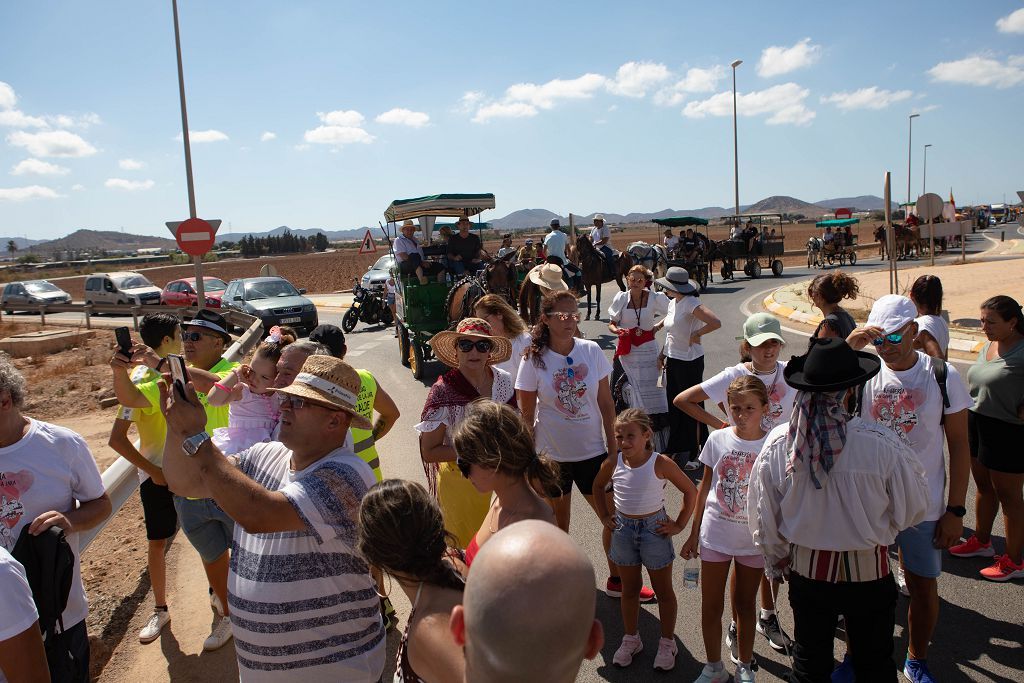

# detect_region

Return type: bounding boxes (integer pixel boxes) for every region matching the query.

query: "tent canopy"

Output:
[652,216,709,227]
[816,218,861,228]
[384,193,495,223]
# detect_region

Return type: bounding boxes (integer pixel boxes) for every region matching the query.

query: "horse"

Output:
[806,236,823,268]
[626,241,668,278]
[445,256,517,325]
[892,224,921,260]
[574,235,631,321]
[873,225,887,260]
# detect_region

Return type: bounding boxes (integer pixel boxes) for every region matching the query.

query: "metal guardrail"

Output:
[0,301,196,329]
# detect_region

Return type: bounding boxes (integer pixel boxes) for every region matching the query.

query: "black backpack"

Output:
[12,525,78,679]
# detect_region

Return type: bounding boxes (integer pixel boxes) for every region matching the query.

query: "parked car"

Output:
[359,254,395,290]
[161,277,228,307]
[1,280,72,307]
[83,272,162,306]
[221,276,318,335]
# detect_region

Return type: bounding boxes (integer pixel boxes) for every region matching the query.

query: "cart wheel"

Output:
[826,254,835,266]
[341,308,358,333]
[410,341,425,380]
[751,261,762,278]
[698,269,708,291]
[849,252,857,266]
[397,323,410,367]
[772,260,784,277]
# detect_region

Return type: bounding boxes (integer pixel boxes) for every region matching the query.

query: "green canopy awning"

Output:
[384,193,496,223]
[651,216,709,227]
[815,218,861,228]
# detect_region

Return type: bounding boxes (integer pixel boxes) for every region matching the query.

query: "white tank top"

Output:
[611,451,666,516]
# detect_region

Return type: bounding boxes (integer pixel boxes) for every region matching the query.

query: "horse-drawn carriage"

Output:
[807,218,859,268]
[716,213,786,280]
[652,216,711,290]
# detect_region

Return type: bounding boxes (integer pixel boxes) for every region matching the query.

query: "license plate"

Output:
[280,316,301,324]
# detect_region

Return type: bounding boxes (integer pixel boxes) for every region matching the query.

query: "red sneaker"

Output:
[605,577,656,602]
[979,555,1024,582]
[948,536,995,558]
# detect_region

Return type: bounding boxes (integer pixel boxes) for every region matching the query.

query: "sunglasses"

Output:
[548,311,581,322]
[456,457,472,478]
[457,339,494,353]
[180,330,211,342]
[872,332,905,346]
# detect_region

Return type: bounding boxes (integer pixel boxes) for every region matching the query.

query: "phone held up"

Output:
[167,354,191,401]
[114,326,133,358]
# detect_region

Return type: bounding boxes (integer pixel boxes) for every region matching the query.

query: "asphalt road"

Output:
[320,240,1020,683]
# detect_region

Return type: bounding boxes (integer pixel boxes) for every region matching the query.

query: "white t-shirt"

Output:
[496,246,517,259]
[230,442,384,681]
[663,296,706,361]
[664,235,679,251]
[494,332,532,389]
[701,362,795,432]
[0,546,38,683]
[698,428,767,556]
[0,419,105,632]
[915,315,949,357]
[516,339,613,462]
[544,230,568,262]
[863,352,972,520]
[590,224,611,244]
[607,290,670,331]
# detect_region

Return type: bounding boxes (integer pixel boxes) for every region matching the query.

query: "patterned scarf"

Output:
[420,369,480,497]
[786,390,849,489]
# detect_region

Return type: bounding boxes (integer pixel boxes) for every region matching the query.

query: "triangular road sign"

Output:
[358,229,377,254]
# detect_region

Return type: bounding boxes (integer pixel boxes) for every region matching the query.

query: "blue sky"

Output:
[1,1,1022,240]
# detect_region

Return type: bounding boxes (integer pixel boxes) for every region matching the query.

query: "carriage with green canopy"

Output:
[384,193,496,379]
[652,216,712,290]
[809,217,860,268]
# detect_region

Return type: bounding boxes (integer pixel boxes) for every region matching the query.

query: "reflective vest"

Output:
[352,369,382,481]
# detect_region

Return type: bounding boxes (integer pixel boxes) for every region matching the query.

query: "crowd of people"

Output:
[1,265,1021,683]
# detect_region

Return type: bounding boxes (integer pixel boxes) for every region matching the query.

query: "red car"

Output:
[160,277,228,307]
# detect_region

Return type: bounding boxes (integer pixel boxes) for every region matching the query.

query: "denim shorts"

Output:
[173,496,235,563]
[608,508,675,570]
[895,519,941,579]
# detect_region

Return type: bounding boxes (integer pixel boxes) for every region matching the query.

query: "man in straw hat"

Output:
[159,355,385,681]
[747,338,929,683]
[527,262,569,294]
[395,219,445,285]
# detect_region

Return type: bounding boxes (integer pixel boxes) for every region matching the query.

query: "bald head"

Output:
[452,520,602,683]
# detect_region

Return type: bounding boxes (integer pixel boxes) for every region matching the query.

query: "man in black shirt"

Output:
[447,217,483,277]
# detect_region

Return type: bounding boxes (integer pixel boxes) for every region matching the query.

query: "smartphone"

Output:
[167,354,190,400]
[114,326,133,358]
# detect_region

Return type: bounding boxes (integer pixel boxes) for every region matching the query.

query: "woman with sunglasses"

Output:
[607,264,671,413]
[416,318,515,548]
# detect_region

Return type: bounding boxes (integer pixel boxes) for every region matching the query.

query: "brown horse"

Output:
[874,225,887,259]
[574,235,630,321]
[445,257,516,325]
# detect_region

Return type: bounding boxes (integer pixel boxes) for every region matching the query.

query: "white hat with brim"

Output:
[655,266,698,295]
[867,294,918,335]
[593,214,605,222]
[401,220,415,228]
[271,355,372,429]
[429,318,513,369]
[527,263,569,292]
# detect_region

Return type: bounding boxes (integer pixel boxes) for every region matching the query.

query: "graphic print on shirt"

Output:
[764,384,786,431]
[0,469,34,549]
[551,363,590,418]
[716,449,756,518]
[869,385,921,445]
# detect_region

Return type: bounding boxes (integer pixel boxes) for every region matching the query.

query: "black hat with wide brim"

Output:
[784,337,880,392]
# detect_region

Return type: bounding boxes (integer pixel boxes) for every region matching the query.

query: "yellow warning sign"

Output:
[358,229,377,254]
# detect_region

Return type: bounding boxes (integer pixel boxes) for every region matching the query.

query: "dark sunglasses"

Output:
[872,332,905,346]
[457,339,494,353]
[456,457,472,478]
[180,330,208,342]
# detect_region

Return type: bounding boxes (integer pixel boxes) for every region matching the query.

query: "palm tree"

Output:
[6,240,16,258]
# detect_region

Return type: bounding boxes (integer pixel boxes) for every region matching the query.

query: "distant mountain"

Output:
[30,229,177,253]
[0,237,44,250]
[224,225,372,242]
[743,195,828,215]
[490,209,562,230]
[492,206,735,229]
[816,195,897,212]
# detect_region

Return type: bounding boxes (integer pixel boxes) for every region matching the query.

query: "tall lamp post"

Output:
[906,113,920,213]
[922,143,932,196]
[731,59,743,225]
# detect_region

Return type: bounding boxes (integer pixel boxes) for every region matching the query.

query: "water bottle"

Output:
[683,558,699,589]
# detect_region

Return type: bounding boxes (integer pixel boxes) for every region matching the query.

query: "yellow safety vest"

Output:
[352,369,382,481]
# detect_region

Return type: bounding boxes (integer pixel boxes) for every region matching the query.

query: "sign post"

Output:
[884,172,895,294]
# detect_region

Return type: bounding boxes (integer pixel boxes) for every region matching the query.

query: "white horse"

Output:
[626,241,668,277]
[806,236,824,269]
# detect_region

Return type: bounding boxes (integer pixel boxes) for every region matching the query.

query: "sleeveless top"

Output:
[611,451,666,516]
[395,583,426,683]
[352,369,382,481]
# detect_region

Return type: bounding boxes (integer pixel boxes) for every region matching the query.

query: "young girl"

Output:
[682,376,771,683]
[593,408,698,672]
[207,326,295,454]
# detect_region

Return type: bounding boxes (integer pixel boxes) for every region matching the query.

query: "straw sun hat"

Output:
[429,318,512,368]
[527,263,568,292]
[271,355,372,429]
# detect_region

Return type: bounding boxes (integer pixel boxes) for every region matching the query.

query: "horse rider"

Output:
[545,219,582,293]
[590,214,617,276]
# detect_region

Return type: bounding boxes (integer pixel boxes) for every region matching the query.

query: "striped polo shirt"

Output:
[228,442,385,681]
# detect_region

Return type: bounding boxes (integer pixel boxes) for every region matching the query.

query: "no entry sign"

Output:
[166,218,221,256]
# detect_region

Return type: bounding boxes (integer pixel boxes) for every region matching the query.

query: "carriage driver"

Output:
[395,219,446,285]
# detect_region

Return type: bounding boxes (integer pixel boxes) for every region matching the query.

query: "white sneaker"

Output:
[653,637,678,671]
[210,591,225,617]
[203,616,234,651]
[612,633,643,667]
[895,564,910,597]
[736,662,757,682]
[693,663,732,682]
[138,610,170,643]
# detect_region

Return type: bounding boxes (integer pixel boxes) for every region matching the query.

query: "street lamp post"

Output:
[922,144,932,196]
[731,59,743,225]
[906,113,920,213]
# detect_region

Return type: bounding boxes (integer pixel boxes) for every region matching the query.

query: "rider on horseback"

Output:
[590,214,617,277]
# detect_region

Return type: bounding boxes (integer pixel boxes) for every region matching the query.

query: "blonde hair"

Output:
[614,408,655,451]
[474,294,527,337]
[726,375,770,407]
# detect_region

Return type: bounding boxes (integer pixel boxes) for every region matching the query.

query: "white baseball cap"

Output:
[867,294,918,334]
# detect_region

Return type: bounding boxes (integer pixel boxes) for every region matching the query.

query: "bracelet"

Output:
[213,382,231,393]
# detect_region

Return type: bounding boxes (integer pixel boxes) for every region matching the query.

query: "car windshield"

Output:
[114,275,154,289]
[244,280,299,300]
[204,278,227,292]
[371,255,394,271]
[25,282,60,294]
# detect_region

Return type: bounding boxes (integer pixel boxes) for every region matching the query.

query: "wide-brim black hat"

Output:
[784,337,880,392]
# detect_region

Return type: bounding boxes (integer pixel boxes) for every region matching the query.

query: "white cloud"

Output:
[821,86,913,110]
[0,110,48,128]
[757,38,822,77]
[71,183,85,191]
[11,158,69,176]
[303,125,374,146]
[0,81,15,110]
[316,110,365,127]
[913,104,940,114]
[505,73,607,109]
[7,130,97,157]
[0,185,63,201]
[683,82,815,125]
[606,61,671,97]
[927,54,1024,89]
[175,129,229,143]
[105,178,155,191]
[118,158,144,170]
[653,65,727,106]
[260,131,276,142]
[472,101,538,124]
[46,112,101,129]
[457,91,486,113]
[375,108,430,128]
[996,8,1024,34]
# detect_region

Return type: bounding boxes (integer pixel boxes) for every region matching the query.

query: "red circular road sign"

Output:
[176,218,216,256]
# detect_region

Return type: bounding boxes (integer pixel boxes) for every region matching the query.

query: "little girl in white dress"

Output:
[208,326,295,455]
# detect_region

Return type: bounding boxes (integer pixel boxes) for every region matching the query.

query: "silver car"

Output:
[1,280,72,306]
[359,255,395,290]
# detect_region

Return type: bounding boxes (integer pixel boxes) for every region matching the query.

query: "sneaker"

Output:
[756,612,793,652]
[979,554,1024,582]
[948,536,995,558]
[832,654,854,683]
[138,610,170,644]
[736,662,757,682]
[612,633,644,667]
[653,637,677,671]
[726,621,758,670]
[895,564,910,597]
[683,460,703,472]
[210,590,225,617]
[693,663,732,683]
[605,577,656,603]
[203,616,234,651]
[904,656,936,683]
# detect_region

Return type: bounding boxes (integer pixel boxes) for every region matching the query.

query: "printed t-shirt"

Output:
[0,419,105,632]
[515,339,613,462]
[230,442,384,682]
[915,314,949,356]
[117,365,166,484]
[0,546,39,683]
[698,428,768,556]
[544,230,568,262]
[863,351,972,520]
[137,356,238,432]
[701,361,795,432]
[663,296,705,361]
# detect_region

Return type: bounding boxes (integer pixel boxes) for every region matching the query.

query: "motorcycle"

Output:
[342,283,393,332]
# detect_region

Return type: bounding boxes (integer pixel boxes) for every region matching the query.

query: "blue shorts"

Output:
[609,509,675,570]
[896,520,941,579]
[173,496,235,563]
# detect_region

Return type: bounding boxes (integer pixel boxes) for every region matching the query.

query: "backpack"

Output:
[12,525,78,679]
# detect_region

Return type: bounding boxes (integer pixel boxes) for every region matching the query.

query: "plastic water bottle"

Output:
[683,558,699,589]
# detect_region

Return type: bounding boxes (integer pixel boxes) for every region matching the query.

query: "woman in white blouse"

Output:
[607,265,671,411]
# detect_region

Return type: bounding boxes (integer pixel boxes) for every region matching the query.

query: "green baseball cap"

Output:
[736,312,785,347]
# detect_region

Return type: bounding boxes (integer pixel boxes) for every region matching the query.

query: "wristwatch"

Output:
[182,432,212,457]
[946,505,967,518]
